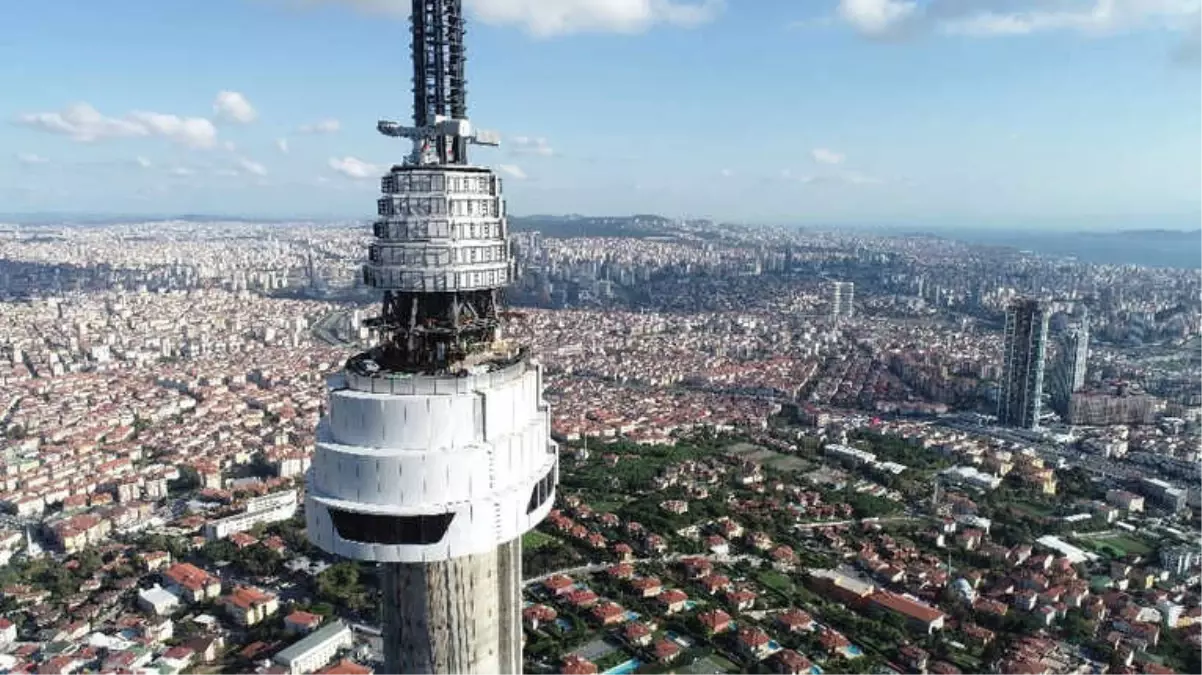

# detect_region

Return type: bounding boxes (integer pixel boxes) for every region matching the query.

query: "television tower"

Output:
[305,1,559,672]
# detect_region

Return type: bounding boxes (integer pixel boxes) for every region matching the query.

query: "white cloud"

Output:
[276,138,290,153]
[298,118,341,134]
[811,148,845,165]
[16,103,219,148]
[214,168,241,177]
[720,168,734,177]
[497,163,528,179]
[213,91,258,124]
[837,0,919,37]
[835,0,1202,40]
[238,157,269,176]
[283,0,723,36]
[169,167,195,176]
[16,153,49,165]
[328,156,382,179]
[508,135,554,156]
[126,111,219,149]
[135,156,152,168]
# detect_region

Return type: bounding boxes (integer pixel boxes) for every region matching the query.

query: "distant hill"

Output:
[509,214,676,238]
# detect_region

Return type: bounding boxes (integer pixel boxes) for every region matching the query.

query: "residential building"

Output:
[221,585,279,626]
[202,489,298,540]
[161,563,221,603]
[274,620,353,675]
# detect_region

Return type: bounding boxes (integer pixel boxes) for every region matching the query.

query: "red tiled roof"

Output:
[870,591,945,623]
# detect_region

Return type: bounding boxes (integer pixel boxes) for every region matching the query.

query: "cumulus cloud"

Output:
[15,103,218,149]
[508,135,554,156]
[811,148,845,165]
[238,157,269,176]
[720,168,734,177]
[328,156,381,178]
[278,0,722,36]
[213,91,258,124]
[135,156,152,168]
[497,163,528,179]
[835,0,1201,40]
[169,167,195,176]
[16,153,49,165]
[276,138,290,153]
[298,118,341,134]
[837,0,919,37]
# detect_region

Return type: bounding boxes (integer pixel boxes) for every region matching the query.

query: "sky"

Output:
[2,0,1200,229]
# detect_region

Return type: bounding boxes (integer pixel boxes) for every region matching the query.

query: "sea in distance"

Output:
[900,227,1202,270]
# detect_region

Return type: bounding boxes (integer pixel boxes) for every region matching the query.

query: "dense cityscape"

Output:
[0,211,1198,674]
[3,0,1201,673]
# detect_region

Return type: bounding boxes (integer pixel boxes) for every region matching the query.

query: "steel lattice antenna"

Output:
[377,0,500,166]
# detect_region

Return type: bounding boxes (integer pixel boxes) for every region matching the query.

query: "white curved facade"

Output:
[305,358,558,564]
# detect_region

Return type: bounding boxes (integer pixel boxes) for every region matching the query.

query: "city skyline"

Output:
[3,0,1200,227]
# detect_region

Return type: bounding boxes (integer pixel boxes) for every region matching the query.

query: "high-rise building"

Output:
[830,281,854,319]
[997,298,1050,429]
[1161,545,1197,577]
[1050,309,1089,414]
[305,2,558,672]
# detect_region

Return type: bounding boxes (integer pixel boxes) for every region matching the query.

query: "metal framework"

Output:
[412,0,467,164]
[365,0,507,376]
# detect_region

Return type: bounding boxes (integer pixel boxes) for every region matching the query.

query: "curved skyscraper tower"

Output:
[305,2,559,672]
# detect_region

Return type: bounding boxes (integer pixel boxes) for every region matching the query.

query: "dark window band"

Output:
[329,509,454,545]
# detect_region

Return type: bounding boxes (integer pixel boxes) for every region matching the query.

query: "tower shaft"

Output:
[381,540,522,674]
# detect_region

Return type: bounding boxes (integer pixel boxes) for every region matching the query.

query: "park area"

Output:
[1072,532,1154,558]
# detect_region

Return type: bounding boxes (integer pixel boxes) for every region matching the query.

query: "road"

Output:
[311,309,354,348]
[937,418,1146,481]
[792,515,921,530]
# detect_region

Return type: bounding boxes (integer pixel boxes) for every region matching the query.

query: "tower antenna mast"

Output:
[377,0,500,167]
[306,2,559,673]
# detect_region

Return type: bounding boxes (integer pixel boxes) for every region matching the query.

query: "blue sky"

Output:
[2,0,1200,228]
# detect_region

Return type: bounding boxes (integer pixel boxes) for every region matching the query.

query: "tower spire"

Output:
[377,0,498,167]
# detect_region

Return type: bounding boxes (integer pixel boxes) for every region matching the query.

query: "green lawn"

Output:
[523,530,559,551]
[756,569,795,594]
[1074,533,1153,558]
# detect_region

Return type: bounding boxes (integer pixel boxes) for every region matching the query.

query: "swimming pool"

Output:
[843,645,863,658]
[604,658,643,675]
[767,640,782,652]
[809,666,824,675]
[664,631,693,647]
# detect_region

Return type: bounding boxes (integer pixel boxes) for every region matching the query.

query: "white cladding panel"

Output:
[307,359,557,563]
[310,436,493,509]
[328,389,480,449]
